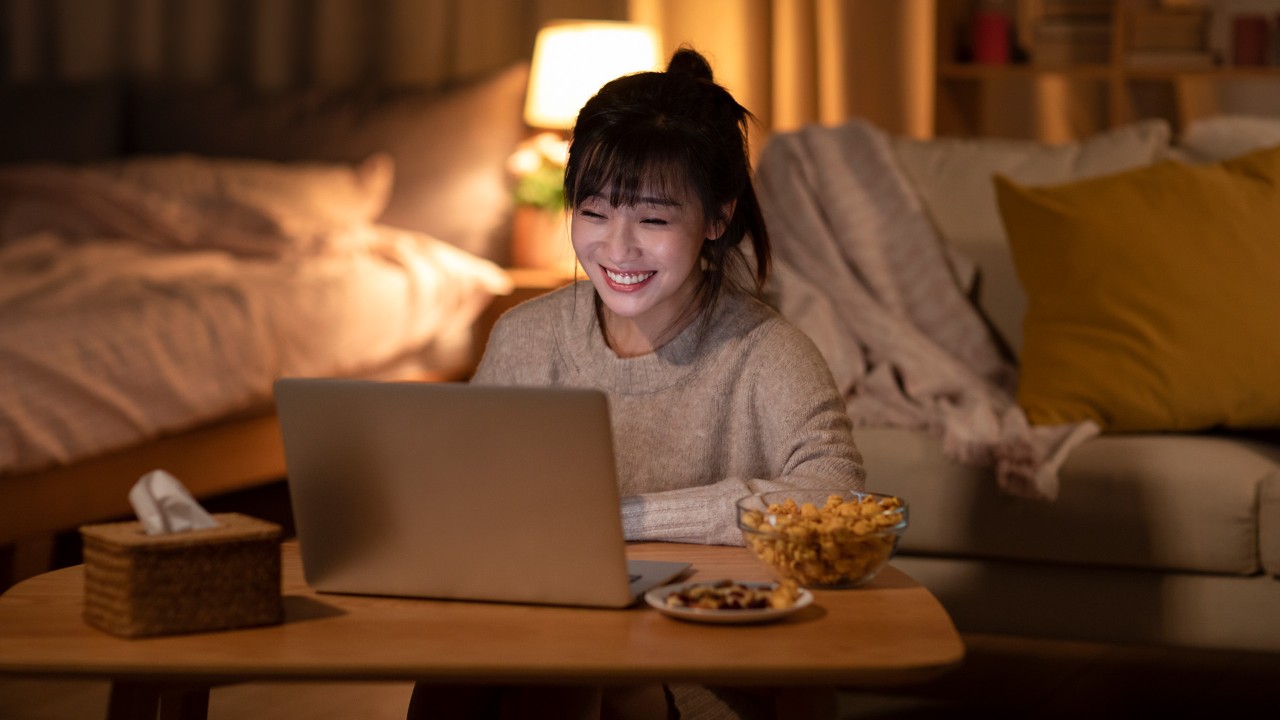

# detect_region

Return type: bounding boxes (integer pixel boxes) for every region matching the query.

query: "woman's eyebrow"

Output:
[636,196,680,207]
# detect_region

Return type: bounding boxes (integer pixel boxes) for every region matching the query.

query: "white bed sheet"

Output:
[0,226,511,476]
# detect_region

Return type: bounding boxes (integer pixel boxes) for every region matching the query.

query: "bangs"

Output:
[566,131,698,210]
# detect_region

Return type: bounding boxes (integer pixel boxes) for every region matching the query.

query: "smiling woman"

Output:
[438,47,868,720]
[473,47,865,545]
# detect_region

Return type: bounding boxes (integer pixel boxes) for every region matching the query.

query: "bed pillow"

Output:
[891,119,1171,356]
[0,155,391,258]
[127,63,529,263]
[1178,115,1280,163]
[96,153,394,239]
[994,144,1280,432]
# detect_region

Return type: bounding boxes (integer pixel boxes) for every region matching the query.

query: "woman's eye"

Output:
[640,218,669,225]
[579,209,605,219]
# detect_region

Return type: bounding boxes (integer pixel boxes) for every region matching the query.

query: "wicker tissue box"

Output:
[80,512,283,638]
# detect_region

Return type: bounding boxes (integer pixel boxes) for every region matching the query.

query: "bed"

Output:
[0,62,532,581]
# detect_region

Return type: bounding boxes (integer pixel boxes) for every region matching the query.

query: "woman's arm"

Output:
[621,321,865,545]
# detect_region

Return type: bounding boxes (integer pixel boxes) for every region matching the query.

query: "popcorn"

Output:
[739,493,906,587]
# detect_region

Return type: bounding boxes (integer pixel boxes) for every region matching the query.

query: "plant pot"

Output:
[513,206,577,275]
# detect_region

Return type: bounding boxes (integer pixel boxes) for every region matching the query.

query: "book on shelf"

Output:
[1032,15,1112,65]
[1127,7,1211,52]
[1015,0,1114,61]
[1035,18,1112,41]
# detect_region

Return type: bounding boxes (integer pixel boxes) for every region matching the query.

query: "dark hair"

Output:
[564,46,771,333]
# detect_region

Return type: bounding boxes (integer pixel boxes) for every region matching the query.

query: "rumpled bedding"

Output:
[0,157,511,476]
[756,120,1098,500]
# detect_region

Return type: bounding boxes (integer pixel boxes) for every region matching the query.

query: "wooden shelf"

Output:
[933,0,1280,140]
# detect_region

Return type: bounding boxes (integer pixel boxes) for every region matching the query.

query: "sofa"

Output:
[760,115,1280,654]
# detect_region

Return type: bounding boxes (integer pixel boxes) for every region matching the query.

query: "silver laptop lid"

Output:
[274,378,652,608]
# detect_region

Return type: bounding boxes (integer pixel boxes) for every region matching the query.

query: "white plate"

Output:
[644,580,814,625]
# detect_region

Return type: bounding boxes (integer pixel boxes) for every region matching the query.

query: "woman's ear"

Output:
[707,200,736,240]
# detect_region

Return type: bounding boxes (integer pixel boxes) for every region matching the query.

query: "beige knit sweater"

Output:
[471,281,866,546]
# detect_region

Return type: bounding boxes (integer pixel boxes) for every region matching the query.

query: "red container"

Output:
[972,11,1011,65]
[1232,14,1270,66]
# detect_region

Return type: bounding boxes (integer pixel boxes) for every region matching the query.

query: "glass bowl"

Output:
[736,490,909,589]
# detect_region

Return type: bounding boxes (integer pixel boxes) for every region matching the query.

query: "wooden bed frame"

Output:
[0,411,288,549]
[0,411,287,590]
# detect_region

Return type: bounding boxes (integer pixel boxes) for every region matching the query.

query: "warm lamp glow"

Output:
[524,20,661,130]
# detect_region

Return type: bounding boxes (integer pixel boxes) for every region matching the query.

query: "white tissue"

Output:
[128,469,220,535]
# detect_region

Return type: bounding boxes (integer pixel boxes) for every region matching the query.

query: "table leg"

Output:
[773,688,838,720]
[107,682,159,720]
[159,686,210,720]
[107,682,210,720]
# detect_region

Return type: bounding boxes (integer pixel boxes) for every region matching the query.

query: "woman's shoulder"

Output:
[715,291,832,372]
[473,281,593,383]
[720,290,813,345]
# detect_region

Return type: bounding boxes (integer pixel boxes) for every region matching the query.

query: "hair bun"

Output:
[666,47,714,82]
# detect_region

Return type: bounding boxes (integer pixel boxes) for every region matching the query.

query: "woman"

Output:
[411,47,864,720]
[473,47,864,548]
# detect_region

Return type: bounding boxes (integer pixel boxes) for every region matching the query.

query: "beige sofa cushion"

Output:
[857,427,1280,575]
[889,120,1171,356]
[1263,469,1280,576]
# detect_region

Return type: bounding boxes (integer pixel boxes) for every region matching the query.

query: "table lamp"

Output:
[510,20,661,273]
[524,20,662,130]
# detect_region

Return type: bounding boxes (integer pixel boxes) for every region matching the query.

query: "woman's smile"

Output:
[603,267,657,289]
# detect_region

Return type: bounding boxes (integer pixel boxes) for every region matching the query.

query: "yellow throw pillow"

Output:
[995,143,1280,432]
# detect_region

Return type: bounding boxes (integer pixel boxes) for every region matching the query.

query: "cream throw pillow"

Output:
[1179,115,1280,163]
[995,144,1280,432]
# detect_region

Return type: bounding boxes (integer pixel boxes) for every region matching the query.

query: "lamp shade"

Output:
[524,20,661,130]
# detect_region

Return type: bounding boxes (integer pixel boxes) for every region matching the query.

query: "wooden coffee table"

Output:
[0,542,963,720]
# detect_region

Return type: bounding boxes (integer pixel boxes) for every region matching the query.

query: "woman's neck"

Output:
[597,292,704,359]
[600,314,678,358]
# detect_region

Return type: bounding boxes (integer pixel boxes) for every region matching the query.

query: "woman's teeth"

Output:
[605,269,655,285]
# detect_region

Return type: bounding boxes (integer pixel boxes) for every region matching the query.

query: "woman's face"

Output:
[571,182,723,353]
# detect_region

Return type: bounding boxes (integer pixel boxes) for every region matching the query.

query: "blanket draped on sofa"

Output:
[756,119,1098,500]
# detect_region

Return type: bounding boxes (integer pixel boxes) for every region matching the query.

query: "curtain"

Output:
[629,0,936,139]
[0,0,627,88]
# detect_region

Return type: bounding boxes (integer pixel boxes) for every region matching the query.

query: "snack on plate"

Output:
[738,492,907,588]
[663,579,800,610]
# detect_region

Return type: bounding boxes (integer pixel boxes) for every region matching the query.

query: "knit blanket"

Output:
[755,119,1098,500]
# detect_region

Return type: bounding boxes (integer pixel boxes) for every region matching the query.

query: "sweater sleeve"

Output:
[621,321,866,546]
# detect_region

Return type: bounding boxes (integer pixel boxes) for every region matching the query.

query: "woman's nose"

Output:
[602,222,641,259]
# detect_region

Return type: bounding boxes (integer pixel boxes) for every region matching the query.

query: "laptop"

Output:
[273,377,689,608]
